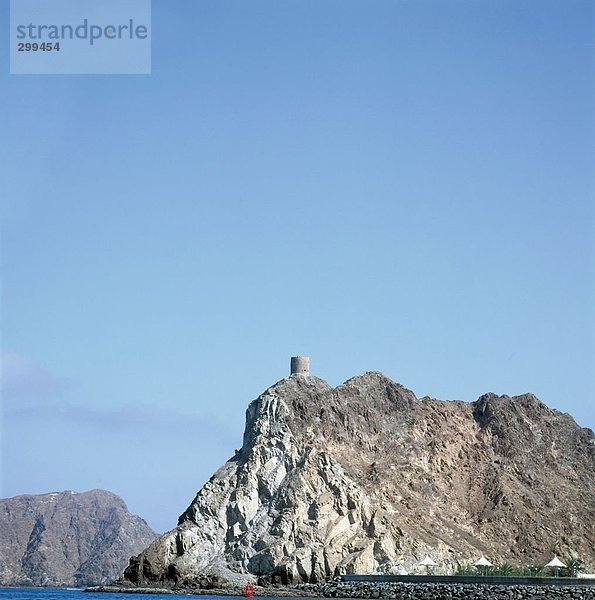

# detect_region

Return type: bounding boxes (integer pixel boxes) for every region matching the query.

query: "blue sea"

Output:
[0,591,181,600]
[0,590,295,600]
[0,590,236,600]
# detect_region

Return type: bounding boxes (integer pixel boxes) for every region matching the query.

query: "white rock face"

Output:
[122,373,595,587]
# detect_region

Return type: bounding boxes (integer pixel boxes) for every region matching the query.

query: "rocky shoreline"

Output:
[298,580,595,600]
[86,579,595,599]
[85,585,313,597]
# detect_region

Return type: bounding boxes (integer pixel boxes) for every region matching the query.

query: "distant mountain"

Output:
[0,488,157,586]
[122,371,595,587]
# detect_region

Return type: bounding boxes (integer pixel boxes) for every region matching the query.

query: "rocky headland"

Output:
[0,488,157,586]
[121,370,595,589]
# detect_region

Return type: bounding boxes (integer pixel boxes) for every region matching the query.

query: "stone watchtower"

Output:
[290,356,310,376]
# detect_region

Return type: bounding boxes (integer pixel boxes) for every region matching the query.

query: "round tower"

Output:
[290,356,310,376]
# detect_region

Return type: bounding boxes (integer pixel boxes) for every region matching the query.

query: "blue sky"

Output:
[1,0,593,533]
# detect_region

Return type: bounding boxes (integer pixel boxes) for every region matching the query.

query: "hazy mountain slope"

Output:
[0,489,157,586]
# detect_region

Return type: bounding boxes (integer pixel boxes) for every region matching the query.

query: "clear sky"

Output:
[1,0,593,534]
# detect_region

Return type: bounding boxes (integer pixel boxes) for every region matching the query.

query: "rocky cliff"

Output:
[122,372,595,587]
[0,489,156,586]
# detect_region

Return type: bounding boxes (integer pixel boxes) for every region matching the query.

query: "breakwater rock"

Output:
[86,584,313,597]
[298,580,595,600]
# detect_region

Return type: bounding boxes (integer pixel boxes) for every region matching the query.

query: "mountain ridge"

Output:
[0,488,157,586]
[122,371,595,588]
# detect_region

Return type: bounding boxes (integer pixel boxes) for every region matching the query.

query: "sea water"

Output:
[0,590,244,600]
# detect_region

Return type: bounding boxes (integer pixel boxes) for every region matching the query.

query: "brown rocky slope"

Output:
[122,372,594,587]
[0,489,157,586]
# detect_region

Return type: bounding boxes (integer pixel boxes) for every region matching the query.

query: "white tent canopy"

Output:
[545,556,567,569]
[474,555,493,567]
[419,555,438,566]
